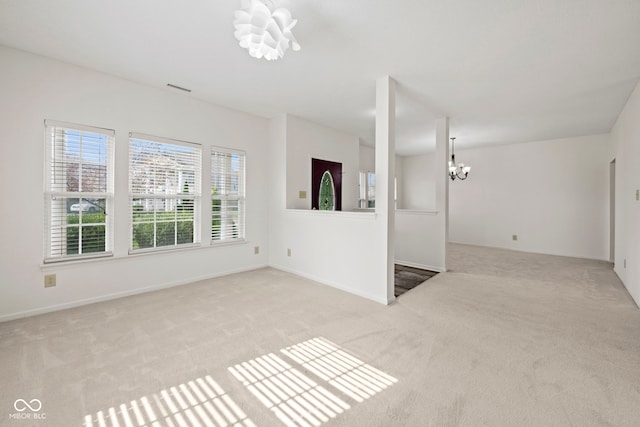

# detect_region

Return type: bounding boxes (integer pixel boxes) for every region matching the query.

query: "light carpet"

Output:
[1,244,639,426]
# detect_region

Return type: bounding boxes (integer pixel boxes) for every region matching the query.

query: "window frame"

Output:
[128,133,202,254]
[43,120,115,263]
[358,171,376,209]
[211,146,246,244]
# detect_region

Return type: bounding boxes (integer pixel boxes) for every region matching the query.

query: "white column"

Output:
[375,76,396,303]
[435,117,450,271]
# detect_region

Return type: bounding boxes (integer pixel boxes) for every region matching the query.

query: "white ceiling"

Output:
[1,0,639,155]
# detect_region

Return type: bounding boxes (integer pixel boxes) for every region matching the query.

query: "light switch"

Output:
[299,191,307,199]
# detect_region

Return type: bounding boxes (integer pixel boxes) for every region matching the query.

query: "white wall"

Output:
[398,153,437,210]
[610,80,640,307]
[359,144,375,172]
[395,211,444,271]
[394,152,444,271]
[271,210,386,302]
[369,146,445,270]
[393,155,403,209]
[448,134,610,260]
[359,147,405,210]
[269,115,391,304]
[0,46,270,321]
[286,115,359,210]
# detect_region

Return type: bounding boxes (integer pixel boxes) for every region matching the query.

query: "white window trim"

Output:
[128,132,202,254]
[358,171,376,209]
[211,146,246,244]
[43,120,115,263]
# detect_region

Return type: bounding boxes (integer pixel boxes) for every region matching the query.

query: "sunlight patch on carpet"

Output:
[281,337,398,403]
[230,337,397,427]
[229,353,349,427]
[83,375,255,427]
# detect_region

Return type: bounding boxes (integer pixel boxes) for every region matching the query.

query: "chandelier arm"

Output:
[448,137,470,181]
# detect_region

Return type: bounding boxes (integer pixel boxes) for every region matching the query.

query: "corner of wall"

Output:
[610,78,640,307]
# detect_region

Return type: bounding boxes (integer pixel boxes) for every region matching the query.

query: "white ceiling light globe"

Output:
[233,0,301,61]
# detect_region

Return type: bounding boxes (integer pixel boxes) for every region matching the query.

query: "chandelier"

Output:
[448,137,471,181]
[233,0,301,61]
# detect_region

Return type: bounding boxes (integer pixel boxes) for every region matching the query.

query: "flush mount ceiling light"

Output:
[233,0,301,61]
[448,137,471,181]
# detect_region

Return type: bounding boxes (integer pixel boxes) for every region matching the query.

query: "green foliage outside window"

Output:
[131,210,194,250]
[66,213,106,254]
[212,200,221,239]
[211,187,239,240]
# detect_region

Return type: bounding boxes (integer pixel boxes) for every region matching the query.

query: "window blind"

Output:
[358,171,376,209]
[44,120,114,262]
[129,133,201,252]
[211,147,246,242]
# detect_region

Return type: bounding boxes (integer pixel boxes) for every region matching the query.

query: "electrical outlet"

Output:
[624,259,627,268]
[299,191,307,199]
[254,246,259,255]
[44,274,56,288]
[512,234,518,241]
[636,189,639,201]
[287,248,292,257]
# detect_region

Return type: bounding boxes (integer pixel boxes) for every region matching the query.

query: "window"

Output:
[129,133,201,252]
[211,147,245,242]
[44,120,114,262]
[358,171,376,208]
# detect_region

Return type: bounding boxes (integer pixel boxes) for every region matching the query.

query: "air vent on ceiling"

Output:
[166,83,192,93]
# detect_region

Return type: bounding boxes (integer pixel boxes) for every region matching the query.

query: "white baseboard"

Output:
[613,269,640,309]
[395,260,445,273]
[271,264,393,306]
[0,264,268,323]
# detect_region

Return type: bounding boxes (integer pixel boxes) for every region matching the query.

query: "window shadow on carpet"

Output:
[394,265,438,297]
